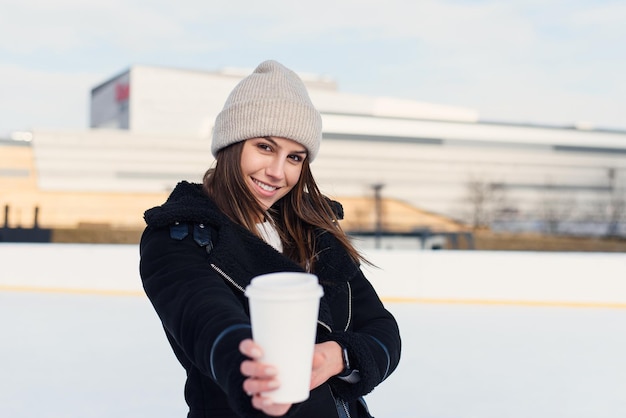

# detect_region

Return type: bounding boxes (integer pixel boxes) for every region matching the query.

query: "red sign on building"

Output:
[115,83,130,103]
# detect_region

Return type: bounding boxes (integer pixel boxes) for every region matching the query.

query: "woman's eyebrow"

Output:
[263,136,277,145]
[263,136,307,155]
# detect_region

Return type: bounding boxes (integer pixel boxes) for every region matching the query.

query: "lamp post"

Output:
[372,183,384,249]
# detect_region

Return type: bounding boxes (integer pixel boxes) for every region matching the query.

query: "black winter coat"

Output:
[139,181,401,418]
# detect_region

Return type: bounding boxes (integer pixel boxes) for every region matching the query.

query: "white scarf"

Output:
[256,220,283,253]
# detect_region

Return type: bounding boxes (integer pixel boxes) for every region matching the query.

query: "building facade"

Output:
[2,64,625,237]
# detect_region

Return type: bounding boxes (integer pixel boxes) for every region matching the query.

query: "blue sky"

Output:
[1,0,625,137]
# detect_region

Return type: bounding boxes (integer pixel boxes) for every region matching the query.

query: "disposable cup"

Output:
[245,272,324,403]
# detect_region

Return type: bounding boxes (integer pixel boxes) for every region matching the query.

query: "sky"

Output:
[1,0,625,138]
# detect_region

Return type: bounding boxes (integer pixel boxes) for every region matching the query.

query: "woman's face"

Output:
[240,136,307,212]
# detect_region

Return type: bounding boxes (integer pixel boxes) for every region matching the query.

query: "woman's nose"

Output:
[266,157,285,179]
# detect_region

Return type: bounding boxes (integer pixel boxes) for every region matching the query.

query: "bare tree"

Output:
[462,177,508,229]
[537,182,576,235]
[604,168,626,237]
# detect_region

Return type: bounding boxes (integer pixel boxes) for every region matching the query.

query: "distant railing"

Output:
[348,229,474,250]
[0,205,52,242]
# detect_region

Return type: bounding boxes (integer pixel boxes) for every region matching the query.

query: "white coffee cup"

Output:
[245,272,324,403]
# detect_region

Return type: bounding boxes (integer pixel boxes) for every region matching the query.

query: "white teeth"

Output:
[253,179,277,192]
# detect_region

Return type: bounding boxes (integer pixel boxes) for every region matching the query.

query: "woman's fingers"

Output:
[239,338,263,359]
[239,339,280,397]
[242,372,280,395]
[250,395,291,416]
[238,338,292,415]
[240,360,279,397]
[240,359,277,378]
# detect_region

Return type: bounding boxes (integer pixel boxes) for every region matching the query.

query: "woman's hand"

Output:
[310,341,344,390]
[239,339,292,416]
[239,339,345,415]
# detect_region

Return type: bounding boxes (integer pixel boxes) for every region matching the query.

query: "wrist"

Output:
[336,343,351,377]
[333,341,361,383]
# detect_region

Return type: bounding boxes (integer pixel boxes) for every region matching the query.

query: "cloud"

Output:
[0,0,538,54]
[0,0,226,55]
[0,0,624,134]
[0,64,103,134]
[568,1,626,26]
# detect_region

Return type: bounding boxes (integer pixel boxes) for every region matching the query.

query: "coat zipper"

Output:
[211,263,246,293]
[329,387,352,418]
[341,399,351,418]
[210,263,333,333]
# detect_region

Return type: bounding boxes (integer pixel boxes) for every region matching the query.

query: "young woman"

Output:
[140,60,401,418]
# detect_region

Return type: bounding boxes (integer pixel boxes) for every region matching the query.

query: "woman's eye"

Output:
[289,154,302,162]
[257,143,272,151]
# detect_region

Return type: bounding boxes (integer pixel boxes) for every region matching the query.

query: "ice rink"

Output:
[1,244,625,417]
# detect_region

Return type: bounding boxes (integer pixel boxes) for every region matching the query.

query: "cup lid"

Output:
[245,272,324,300]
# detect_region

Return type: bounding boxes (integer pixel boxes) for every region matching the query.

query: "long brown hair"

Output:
[202,141,364,270]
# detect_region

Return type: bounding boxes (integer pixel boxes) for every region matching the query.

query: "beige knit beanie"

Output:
[212,60,322,161]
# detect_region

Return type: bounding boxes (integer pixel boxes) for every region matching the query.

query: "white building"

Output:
[12,64,626,236]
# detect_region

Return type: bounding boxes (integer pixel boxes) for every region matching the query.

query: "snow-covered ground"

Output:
[1,244,625,417]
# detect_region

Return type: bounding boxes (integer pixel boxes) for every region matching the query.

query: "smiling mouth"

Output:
[252,178,280,192]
